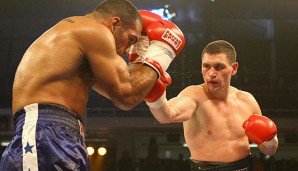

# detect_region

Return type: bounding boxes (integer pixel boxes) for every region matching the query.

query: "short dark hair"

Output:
[201,40,237,63]
[95,0,142,29]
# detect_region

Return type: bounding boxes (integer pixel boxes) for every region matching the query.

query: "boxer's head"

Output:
[201,40,237,64]
[201,40,239,90]
[93,0,143,55]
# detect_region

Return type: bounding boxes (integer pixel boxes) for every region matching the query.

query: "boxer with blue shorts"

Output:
[0,103,89,171]
[1,0,185,170]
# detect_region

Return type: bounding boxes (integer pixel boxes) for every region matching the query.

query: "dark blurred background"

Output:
[0,0,298,170]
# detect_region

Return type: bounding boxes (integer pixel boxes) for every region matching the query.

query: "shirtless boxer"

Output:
[0,0,185,170]
[147,40,278,171]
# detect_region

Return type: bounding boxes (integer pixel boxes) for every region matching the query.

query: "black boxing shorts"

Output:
[189,154,253,171]
[0,103,89,171]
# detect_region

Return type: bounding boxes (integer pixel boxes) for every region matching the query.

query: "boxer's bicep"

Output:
[94,58,157,110]
[87,46,131,101]
[80,26,131,101]
[91,54,129,99]
[79,24,157,109]
[243,91,262,115]
[170,95,197,122]
[84,36,154,109]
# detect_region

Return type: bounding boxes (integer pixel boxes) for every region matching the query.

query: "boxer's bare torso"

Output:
[12,14,147,117]
[183,84,258,162]
[12,16,94,116]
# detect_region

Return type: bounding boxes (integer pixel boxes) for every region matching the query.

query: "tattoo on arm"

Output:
[63,18,75,23]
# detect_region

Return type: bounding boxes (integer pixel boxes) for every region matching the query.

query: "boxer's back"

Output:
[12,16,96,116]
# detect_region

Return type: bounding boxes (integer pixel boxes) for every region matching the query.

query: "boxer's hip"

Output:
[14,103,83,130]
[1,103,89,171]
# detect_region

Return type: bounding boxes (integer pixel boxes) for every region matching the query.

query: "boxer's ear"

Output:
[111,17,121,31]
[231,62,238,76]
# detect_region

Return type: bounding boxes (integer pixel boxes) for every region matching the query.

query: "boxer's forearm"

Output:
[149,100,175,124]
[149,96,195,124]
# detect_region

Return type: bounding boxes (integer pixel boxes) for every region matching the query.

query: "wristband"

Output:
[146,92,167,109]
[144,40,175,72]
[263,135,278,148]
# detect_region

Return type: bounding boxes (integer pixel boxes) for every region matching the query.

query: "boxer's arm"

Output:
[92,52,157,110]
[244,114,279,156]
[258,135,278,156]
[80,23,157,110]
[253,105,278,156]
[243,93,278,156]
[149,87,197,124]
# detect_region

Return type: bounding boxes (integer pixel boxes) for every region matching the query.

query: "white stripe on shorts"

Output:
[22,103,39,171]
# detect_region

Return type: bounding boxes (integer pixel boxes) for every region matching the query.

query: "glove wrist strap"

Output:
[145,40,175,71]
[263,135,278,148]
[146,92,167,109]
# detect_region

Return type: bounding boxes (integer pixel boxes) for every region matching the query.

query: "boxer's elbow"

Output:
[157,118,172,124]
[115,103,134,111]
[112,96,141,111]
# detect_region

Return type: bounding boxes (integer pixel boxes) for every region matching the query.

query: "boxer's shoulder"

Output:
[178,84,205,96]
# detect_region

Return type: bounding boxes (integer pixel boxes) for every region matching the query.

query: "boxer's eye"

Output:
[129,36,137,45]
[202,64,210,70]
[215,64,225,71]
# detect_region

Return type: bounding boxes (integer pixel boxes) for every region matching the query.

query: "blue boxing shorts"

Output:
[0,103,90,171]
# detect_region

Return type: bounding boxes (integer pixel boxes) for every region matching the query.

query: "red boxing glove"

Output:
[139,10,163,31]
[144,19,185,73]
[146,19,185,55]
[242,114,277,147]
[145,72,172,109]
[128,11,162,64]
[130,10,185,80]
[145,79,166,103]
[135,10,185,78]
